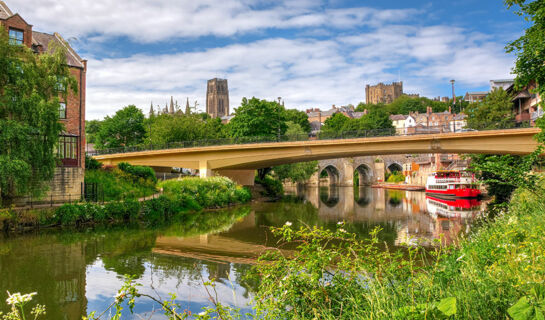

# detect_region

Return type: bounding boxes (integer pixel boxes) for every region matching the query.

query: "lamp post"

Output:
[450,79,456,132]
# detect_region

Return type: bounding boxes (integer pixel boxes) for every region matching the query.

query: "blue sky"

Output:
[8,0,526,119]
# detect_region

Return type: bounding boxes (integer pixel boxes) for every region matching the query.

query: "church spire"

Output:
[185,97,191,115]
[169,96,175,114]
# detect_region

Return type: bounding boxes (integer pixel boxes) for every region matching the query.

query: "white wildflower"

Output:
[339,228,347,233]
[6,292,36,306]
[456,254,465,262]
[337,221,344,225]
[285,221,292,227]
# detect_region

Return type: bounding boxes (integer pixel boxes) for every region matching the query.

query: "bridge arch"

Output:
[319,165,340,186]
[354,163,373,186]
[387,162,403,173]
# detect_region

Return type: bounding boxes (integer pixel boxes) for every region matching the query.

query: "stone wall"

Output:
[365,82,403,104]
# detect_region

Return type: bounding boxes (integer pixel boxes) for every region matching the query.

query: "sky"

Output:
[7,0,527,119]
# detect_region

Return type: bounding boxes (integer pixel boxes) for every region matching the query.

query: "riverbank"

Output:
[372,183,425,191]
[0,177,251,231]
[248,183,545,319]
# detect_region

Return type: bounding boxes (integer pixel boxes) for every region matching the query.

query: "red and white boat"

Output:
[425,170,481,198]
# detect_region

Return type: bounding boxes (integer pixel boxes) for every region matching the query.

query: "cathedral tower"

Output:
[206,78,229,118]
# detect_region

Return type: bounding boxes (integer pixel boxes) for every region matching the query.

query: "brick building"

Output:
[1,1,87,203]
[206,78,229,119]
[365,81,403,104]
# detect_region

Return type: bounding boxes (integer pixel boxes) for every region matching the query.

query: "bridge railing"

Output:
[87,120,533,156]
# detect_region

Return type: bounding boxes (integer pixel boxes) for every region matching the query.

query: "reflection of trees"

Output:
[387,190,403,207]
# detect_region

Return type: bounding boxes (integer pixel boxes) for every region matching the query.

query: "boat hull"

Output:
[425,188,481,198]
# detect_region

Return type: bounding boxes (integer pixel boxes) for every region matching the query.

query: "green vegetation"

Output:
[160,177,251,209]
[506,0,545,102]
[355,95,454,115]
[465,88,515,130]
[244,184,545,319]
[320,108,394,135]
[255,174,284,197]
[147,112,226,146]
[0,177,251,230]
[0,30,77,203]
[386,171,405,183]
[228,97,288,138]
[95,105,147,149]
[84,167,157,201]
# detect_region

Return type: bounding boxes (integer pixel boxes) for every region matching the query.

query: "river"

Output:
[0,187,483,319]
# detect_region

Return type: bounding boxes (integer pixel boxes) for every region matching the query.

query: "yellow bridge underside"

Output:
[94,128,540,171]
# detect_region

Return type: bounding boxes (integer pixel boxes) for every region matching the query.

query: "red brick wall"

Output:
[1,14,32,47]
[61,65,86,169]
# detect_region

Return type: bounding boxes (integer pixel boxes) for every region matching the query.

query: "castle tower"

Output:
[206,78,229,118]
[365,81,403,104]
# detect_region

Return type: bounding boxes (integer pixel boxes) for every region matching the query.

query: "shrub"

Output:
[55,204,84,225]
[104,199,140,221]
[386,171,405,183]
[118,162,157,183]
[160,176,251,209]
[85,168,157,201]
[85,155,103,170]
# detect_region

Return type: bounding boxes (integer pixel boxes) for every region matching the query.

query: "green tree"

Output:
[95,105,146,149]
[228,97,287,138]
[284,108,311,133]
[506,0,545,104]
[321,112,350,134]
[465,88,515,130]
[0,30,77,202]
[85,119,102,144]
[342,108,394,132]
[148,113,226,146]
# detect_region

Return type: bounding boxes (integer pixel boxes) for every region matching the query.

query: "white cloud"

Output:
[8,0,417,42]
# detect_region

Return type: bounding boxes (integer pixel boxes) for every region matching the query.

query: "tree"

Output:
[465,88,515,130]
[284,108,311,133]
[0,30,77,202]
[342,108,394,132]
[95,105,146,149]
[321,112,350,134]
[273,123,318,183]
[85,119,102,144]
[228,97,287,138]
[147,113,226,146]
[506,0,545,104]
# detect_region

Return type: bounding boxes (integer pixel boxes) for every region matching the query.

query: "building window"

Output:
[58,136,78,167]
[9,28,24,45]
[56,76,66,91]
[59,102,67,119]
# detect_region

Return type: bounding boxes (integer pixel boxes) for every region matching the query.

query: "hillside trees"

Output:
[0,30,77,202]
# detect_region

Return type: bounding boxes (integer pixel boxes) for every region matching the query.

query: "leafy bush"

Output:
[118,162,157,183]
[85,155,103,170]
[160,177,251,209]
[85,168,157,201]
[387,172,405,183]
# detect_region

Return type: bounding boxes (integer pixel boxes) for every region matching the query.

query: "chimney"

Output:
[332,105,336,109]
[427,106,432,115]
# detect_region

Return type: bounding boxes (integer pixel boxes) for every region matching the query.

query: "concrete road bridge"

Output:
[92,127,540,185]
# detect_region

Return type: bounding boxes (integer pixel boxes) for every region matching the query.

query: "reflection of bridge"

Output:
[94,128,539,185]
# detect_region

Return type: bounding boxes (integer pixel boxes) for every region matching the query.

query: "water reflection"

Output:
[0,187,483,319]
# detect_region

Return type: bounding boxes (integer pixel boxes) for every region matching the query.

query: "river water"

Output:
[0,187,483,319]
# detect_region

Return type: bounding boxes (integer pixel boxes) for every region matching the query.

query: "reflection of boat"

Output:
[425,170,481,198]
[426,195,481,218]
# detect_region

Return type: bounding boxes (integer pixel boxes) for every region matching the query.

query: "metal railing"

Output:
[87,121,533,156]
